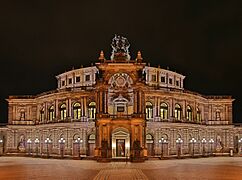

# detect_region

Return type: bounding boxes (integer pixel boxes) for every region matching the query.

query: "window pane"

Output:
[76,76,80,83]
[161,76,165,82]
[85,74,90,81]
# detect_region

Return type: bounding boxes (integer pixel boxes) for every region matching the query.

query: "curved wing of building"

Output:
[1,35,242,159]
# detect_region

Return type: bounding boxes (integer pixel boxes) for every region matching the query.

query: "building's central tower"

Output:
[95,35,147,159]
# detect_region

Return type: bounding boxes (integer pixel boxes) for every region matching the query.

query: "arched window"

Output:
[196,108,201,122]
[186,105,192,121]
[40,108,45,122]
[146,102,153,120]
[60,104,67,120]
[174,104,182,120]
[88,102,96,119]
[73,102,81,119]
[160,103,168,120]
[49,105,54,121]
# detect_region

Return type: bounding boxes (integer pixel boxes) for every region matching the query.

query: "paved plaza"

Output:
[0,157,242,180]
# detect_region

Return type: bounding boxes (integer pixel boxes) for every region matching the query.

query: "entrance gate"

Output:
[112,128,130,158]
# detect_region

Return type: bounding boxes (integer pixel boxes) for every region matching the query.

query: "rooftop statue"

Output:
[111,34,131,60]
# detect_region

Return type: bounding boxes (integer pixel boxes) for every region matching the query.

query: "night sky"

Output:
[0,1,242,124]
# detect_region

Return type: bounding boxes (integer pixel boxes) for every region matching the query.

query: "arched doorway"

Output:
[88,134,95,156]
[111,128,130,158]
[146,134,154,156]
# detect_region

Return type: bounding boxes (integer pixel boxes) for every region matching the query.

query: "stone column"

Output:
[157,98,160,117]
[133,91,137,114]
[45,103,48,123]
[183,100,186,121]
[105,91,108,114]
[56,99,59,121]
[81,97,84,117]
[68,99,72,118]
[84,97,87,117]
[100,91,103,113]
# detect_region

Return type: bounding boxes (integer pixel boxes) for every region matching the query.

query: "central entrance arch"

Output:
[111,127,130,158]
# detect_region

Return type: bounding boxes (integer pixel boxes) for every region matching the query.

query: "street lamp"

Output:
[158,137,167,158]
[34,138,40,157]
[238,137,242,155]
[74,137,83,159]
[176,137,183,158]
[0,138,3,156]
[45,137,52,158]
[209,139,214,156]
[27,139,32,156]
[58,137,66,158]
[201,138,207,156]
[189,138,197,157]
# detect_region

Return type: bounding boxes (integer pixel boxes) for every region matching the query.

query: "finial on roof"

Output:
[136,51,143,60]
[99,50,105,62]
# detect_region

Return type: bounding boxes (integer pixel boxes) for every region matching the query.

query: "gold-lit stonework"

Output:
[0,35,242,160]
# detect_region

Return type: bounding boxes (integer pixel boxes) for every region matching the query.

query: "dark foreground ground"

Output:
[0,157,241,180]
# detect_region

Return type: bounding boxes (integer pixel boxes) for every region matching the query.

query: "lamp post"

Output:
[74,137,82,158]
[189,138,197,157]
[209,139,214,156]
[158,137,167,158]
[176,137,183,158]
[238,138,242,155]
[45,138,52,158]
[58,137,65,159]
[201,138,207,156]
[27,139,32,156]
[34,138,40,157]
[0,138,3,156]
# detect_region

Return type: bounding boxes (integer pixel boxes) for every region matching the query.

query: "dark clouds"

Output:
[0,0,242,123]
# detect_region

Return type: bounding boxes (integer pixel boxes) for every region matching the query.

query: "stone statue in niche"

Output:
[17,135,26,152]
[216,135,223,152]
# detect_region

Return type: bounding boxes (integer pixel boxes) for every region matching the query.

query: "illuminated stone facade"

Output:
[1,36,242,158]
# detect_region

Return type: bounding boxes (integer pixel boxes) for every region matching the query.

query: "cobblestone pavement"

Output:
[0,157,241,180]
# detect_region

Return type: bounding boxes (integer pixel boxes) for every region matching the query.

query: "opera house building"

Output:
[0,36,241,160]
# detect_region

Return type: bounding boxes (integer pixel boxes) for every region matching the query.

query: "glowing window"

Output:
[88,102,96,119]
[73,102,81,119]
[175,104,182,120]
[160,103,168,120]
[196,108,201,122]
[60,104,67,120]
[146,102,153,120]
[49,106,55,121]
[186,105,192,121]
